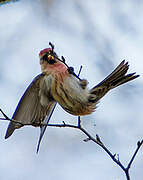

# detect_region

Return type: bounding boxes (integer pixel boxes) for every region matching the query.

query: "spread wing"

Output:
[5,73,56,139]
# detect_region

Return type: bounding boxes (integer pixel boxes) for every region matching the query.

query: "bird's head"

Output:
[39,48,58,65]
[39,42,81,80]
[39,45,67,74]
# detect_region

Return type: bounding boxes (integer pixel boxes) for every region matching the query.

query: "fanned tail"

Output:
[89,60,139,103]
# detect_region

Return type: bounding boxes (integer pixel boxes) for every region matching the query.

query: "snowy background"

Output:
[0,1,143,180]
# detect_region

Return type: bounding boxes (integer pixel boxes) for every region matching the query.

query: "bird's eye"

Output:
[41,53,56,64]
[42,54,48,61]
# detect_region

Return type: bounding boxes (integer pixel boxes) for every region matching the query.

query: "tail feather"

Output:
[111,72,138,88]
[89,60,139,102]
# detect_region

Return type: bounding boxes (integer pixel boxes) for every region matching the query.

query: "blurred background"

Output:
[0,0,143,179]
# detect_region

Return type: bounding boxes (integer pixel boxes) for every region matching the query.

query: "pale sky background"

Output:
[0,1,143,180]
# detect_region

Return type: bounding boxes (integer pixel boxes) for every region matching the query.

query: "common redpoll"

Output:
[5,43,139,152]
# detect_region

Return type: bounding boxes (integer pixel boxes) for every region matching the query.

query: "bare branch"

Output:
[78,116,81,128]
[96,134,103,145]
[0,109,10,120]
[0,110,31,126]
[78,65,83,77]
[0,109,143,180]
[127,140,143,170]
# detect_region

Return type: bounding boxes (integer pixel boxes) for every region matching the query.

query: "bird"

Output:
[4,42,139,152]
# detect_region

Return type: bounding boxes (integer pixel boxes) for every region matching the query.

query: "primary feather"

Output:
[5,74,56,139]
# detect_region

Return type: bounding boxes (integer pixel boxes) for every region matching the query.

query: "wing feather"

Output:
[5,73,56,139]
[36,103,57,153]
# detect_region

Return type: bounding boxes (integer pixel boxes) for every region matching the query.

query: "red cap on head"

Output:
[39,48,52,57]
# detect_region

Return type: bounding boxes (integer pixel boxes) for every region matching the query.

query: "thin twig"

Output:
[78,65,83,77]
[0,110,143,180]
[78,116,81,128]
[0,109,10,120]
[127,140,143,170]
[0,114,31,126]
